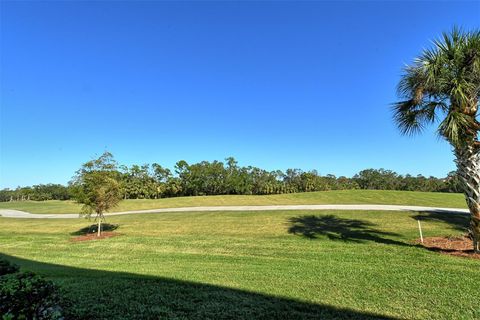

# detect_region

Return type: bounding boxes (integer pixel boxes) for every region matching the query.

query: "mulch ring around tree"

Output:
[70,223,121,242]
[417,235,480,259]
[71,232,121,242]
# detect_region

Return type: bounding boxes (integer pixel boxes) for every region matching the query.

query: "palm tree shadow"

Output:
[288,215,408,246]
[0,253,398,320]
[412,210,469,233]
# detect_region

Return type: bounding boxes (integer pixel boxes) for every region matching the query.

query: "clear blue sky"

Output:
[0,1,479,188]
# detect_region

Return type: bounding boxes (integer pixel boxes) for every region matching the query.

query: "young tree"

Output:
[393,28,480,251]
[70,152,122,236]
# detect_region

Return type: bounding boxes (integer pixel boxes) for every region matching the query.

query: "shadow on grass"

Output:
[288,215,408,246]
[70,223,119,236]
[412,210,469,233]
[0,253,398,320]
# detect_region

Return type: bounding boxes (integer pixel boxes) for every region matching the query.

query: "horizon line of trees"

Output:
[0,157,462,202]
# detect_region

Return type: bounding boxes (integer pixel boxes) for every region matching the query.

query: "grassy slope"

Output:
[0,190,467,214]
[0,209,478,319]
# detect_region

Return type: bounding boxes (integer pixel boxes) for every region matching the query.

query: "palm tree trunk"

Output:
[455,145,480,252]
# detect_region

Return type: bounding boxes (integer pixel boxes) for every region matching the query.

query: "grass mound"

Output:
[0,190,467,214]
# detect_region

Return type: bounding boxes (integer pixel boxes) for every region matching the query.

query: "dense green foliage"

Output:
[0,258,63,320]
[0,184,70,202]
[117,160,462,198]
[0,157,462,203]
[0,259,19,277]
[0,209,478,319]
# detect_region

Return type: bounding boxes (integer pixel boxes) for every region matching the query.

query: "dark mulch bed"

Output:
[71,232,121,242]
[417,236,480,260]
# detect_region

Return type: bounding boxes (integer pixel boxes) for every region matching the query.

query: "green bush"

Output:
[0,271,63,320]
[0,259,19,276]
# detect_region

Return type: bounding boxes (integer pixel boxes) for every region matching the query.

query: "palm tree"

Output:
[393,27,480,252]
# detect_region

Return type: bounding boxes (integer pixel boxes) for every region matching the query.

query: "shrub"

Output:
[0,259,19,276]
[0,271,63,320]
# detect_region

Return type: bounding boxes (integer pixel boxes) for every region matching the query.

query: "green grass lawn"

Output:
[0,209,478,319]
[0,190,467,214]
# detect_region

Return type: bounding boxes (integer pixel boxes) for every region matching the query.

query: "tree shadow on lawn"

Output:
[412,210,470,233]
[1,253,398,320]
[287,215,408,246]
[70,223,119,236]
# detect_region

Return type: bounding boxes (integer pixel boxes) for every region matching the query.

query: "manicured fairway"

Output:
[0,190,467,214]
[0,209,478,319]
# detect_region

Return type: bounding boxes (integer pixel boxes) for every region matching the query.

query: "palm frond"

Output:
[438,111,472,146]
[392,101,425,135]
[392,99,446,136]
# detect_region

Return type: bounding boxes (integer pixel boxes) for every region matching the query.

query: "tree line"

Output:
[0,156,462,202]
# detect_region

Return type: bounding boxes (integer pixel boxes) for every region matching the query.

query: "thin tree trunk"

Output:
[97,213,102,237]
[455,145,480,252]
